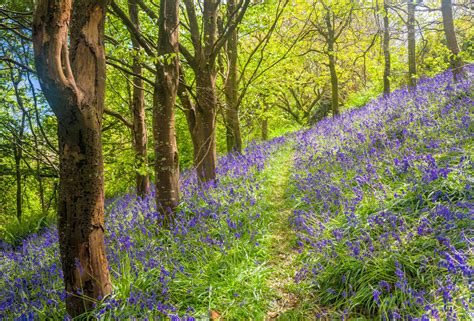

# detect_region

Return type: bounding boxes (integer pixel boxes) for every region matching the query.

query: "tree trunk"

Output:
[224,0,242,154]
[407,0,417,88]
[181,0,249,182]
[177,72,200,163]
[26,70,48,215]
[383,0,391,96]
[13,139,23,222]
[178,69,217,184]
[33,0,112,316]
[11,75,26,222]
[328,55,339,116]
[261,117,268,141]
[25,98,47,216]
[128,0,150,197]
[441,0,463,81]
[36,159,46,216]
[185,0,220,183]
[326,12,339,116]
[153,0,180,220]
[195,70,218,182]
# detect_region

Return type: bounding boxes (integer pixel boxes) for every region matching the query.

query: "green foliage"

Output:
[1,0,473,317]
[1,214,54,246]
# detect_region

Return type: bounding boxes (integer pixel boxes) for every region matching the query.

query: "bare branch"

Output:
[103,108,133,128]
[110,1,156,56]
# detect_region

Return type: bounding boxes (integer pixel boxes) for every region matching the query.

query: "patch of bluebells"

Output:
[288,67,473,319]
[0,136,286,319]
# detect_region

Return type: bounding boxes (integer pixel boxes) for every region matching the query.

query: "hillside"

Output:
[1,68,473,320]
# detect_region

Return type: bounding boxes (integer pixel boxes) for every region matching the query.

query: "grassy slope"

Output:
[1,69,472,320]
[1,139,300,320]
[285,70,473,320]
[167,146,297,319]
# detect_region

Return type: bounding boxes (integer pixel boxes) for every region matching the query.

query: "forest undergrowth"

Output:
[1,68,473,320]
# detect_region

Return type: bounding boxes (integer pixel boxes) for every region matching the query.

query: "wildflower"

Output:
[373,289,381,305]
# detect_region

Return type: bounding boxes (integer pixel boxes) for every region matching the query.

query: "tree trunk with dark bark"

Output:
[153,0,180,220]
[33,0,112,316]
[178,72,200,164]
[224,0,242,154]
[383,0,391,96]
[181,0,249,183]
[441,0,463,81]
[195,70,218,182]
[407,0,417,88]
[191,0,219,183]
[128,0,150,197]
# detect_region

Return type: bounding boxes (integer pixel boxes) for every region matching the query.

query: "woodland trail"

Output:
[261,146,306,320]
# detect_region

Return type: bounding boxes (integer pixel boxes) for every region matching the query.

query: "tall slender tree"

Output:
[407,0,417,88]
[310,0,353,116]
[128,0,150,197]
[9,69,26,222]
[110,0,181,217]
[441,0,463,80]
[180,0,250,182]
[382,0,391,96]
[33,0,112,316]
[224,0,243,154]
[154,0,180,220]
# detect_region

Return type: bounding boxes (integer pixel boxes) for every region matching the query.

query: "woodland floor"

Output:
[3,70,472,320]
[264,147,302,320]
[249,145,314,320]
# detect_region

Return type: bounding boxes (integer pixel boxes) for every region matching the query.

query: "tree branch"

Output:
[103,108,133,128]
[0,56,35,73]
[212,0,251,61]
[106,59,155,86]
[110,1,156,56]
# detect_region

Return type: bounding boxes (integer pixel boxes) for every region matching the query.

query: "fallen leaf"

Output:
[210,310,221,320]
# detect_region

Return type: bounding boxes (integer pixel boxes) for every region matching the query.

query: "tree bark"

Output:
[224,0,242,154]
[193,0,219,182]
[33,0,112,316]
[13,114,25,222]
[14,148,22,222]
[178,72,200,163]
[181,0,249,182]
[441,0,463,81]
[328,55,339,116]
[261,117,268,141]
[407,0,417,88]
[383,0,391,96]
[195,69,218,182]
[128,0,150,197]
[153,0,180,220]
[326,11,339,116]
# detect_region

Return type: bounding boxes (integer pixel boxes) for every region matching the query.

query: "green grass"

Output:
[1,212,54,246]
[101,145,299,320]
